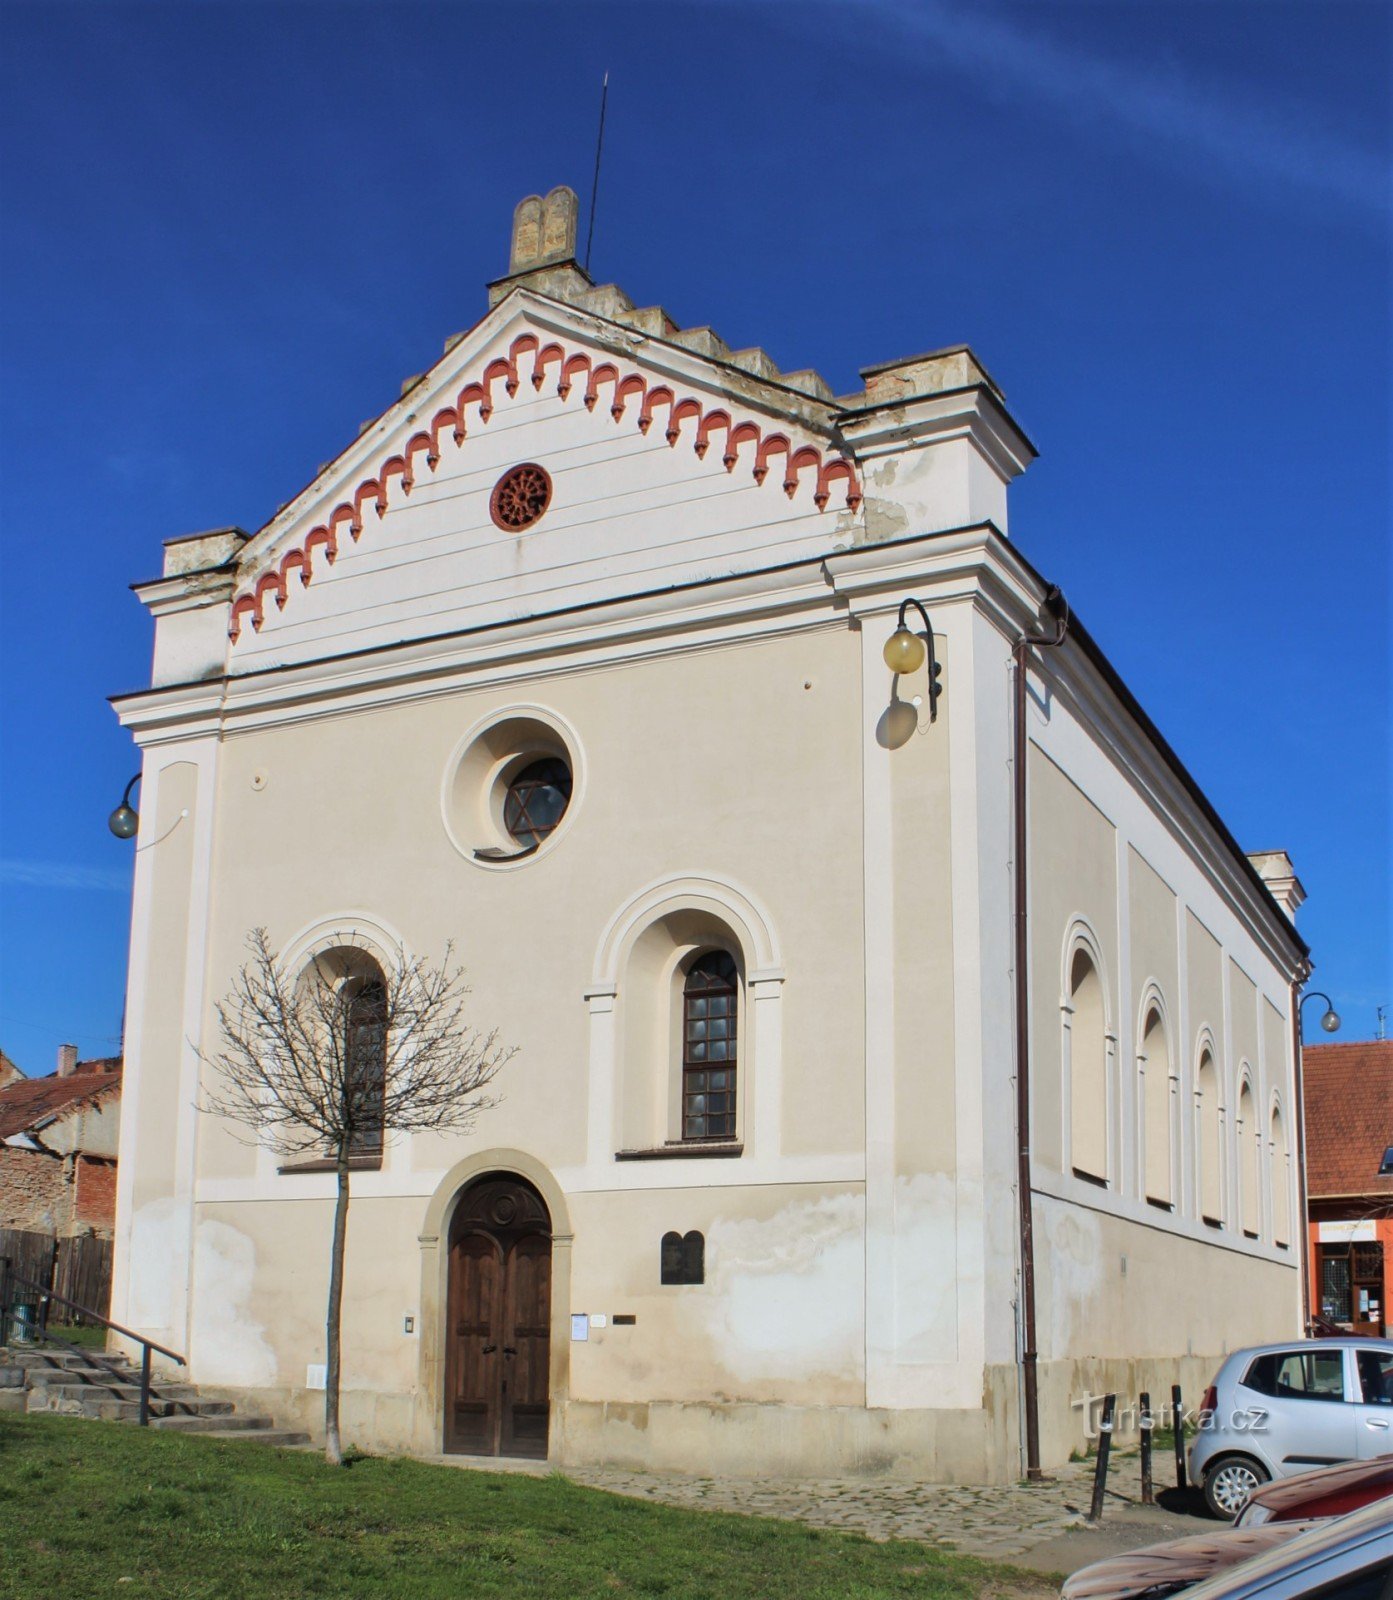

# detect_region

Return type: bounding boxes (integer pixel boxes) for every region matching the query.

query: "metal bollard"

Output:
[1140,1390,1154,1504]
[1172,1383,1187,1489]
[1088,1393,1116,1522]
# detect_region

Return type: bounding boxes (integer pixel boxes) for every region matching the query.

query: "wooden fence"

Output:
[0,1229,113,1324]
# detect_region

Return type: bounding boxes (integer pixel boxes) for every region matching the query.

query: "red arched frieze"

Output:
[638,386,675,436]
[228,331,862,641]
[613,373,646,422]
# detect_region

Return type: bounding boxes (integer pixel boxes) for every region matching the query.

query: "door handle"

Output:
[503,1346,518,1357]
[1366,1417,1390,1429]
[481,1344,497,1354]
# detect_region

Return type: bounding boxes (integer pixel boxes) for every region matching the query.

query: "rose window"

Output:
[490,463,552,531]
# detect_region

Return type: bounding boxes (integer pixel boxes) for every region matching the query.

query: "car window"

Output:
[1305,1561,1393,1600]
[1245,1349,1348,1401]
[1356,1350,1393,1406]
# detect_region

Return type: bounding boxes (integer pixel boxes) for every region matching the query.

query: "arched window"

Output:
[1238,1078,1259,1238]
[1271,1104,1291,1247]
[344,971,387,1155]
[1140,1006,1173,1208]
[1069,947,1108,1184]
[1196,1048,1223,1226]
[682,952,738,1142]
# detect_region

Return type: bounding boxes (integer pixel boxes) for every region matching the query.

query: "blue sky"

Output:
[0,1,1388,1072]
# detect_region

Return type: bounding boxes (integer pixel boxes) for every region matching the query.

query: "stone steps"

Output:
[0,1342,309,1447]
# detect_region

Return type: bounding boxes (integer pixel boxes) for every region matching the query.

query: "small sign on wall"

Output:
[306,1363,327,1390]
[571,1314,590,1342]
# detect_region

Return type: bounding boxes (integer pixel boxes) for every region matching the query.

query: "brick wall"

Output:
[0,1147,72,1234]
[73,1156,117,1234]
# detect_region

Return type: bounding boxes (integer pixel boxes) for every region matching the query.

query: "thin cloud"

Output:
[817,1,1390,222]
[0,859,131,893]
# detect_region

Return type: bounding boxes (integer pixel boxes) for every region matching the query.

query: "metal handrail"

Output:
[0,1257,185,1426]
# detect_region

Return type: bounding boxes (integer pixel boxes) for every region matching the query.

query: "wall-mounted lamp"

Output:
[882,598,943,721]
[108,774,141,840]
[1299,989,1341,1035]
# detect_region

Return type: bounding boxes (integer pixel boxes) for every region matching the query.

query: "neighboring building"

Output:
[108,188,1310,1481]
[0,1051,22,1090]
[0,1046,123,1237]
[1305,1039,1393,1339]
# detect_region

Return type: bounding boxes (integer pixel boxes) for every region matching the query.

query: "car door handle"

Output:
[1366,1417,1390,1429]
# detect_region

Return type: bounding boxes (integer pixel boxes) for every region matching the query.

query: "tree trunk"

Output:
[324,1155,351,1465]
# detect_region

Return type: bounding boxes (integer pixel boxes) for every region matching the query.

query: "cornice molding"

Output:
[1029,644,1305,978]
[132,569,237,619]
[836,385,1037,481]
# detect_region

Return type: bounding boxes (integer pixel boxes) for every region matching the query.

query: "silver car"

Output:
[1190,1338,1393,1518]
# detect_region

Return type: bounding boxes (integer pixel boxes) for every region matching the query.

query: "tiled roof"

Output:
[0,1061,122,1142]
[1303,1040,1393,1199]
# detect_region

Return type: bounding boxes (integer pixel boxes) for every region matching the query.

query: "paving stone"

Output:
[560,1459,1103,1552]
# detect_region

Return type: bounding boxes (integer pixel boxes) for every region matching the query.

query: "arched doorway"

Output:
[445,1173,552,1458]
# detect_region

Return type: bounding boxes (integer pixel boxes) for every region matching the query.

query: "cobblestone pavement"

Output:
[561,1458,1120,1559]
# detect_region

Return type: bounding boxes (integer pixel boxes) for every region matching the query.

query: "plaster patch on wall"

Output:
[700,1193,863,1382]
[189,1218,278,1386]
[892,1172,961,1361]
[127,1198,185,1332]
[1044,1206,1103,1356]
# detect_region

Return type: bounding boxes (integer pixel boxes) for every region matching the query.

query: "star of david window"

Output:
[502,757,573,848]
[490,463,552,531]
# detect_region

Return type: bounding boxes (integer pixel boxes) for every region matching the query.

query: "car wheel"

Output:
[1204,1454,1269,1519]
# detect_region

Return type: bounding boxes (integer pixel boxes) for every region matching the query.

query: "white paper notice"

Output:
[570,1313,590,1341]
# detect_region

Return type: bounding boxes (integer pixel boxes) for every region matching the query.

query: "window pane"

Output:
[1357,1352,1393,1404]
[1308,1353,1345,1398]
[1275,1352,1346,1401]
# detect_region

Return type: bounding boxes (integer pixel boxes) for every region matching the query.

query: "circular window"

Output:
[490,463,552,532]
[441,708,583,868]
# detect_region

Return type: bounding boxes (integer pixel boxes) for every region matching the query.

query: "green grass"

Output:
[0,1413,1049,1600]
[41,1323,111,1351]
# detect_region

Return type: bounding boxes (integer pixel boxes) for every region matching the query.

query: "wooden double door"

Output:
[445,1176,552,1458]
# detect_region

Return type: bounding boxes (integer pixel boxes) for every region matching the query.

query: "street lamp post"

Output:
[1293,987,1341,1333]
[1299,990,1341,1038]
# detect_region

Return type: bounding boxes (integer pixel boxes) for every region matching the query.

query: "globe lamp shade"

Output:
[1320,1008,1341,1034]
[883,627,926,676]
[108,804,139,840]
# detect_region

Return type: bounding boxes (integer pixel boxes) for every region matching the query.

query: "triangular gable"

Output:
[226,291,862,668]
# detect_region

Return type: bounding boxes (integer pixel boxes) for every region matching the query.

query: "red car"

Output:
[1235,1454,1393,1526]
[1061,1458,1393,1600]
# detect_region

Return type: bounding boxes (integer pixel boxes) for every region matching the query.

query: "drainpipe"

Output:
[1013,584,1069,1483]
[1290,969,1313,1332]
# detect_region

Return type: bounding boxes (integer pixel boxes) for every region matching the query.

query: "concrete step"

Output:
[83,1396,234,1423]
[217,1428,313,1447]
[3,1342,308,1449]
[29,1367,144,1387]
[5,1349,107,1369]
[149,1412,274,1434]
[35,1386,229,1419]
[30,1377,200,1401]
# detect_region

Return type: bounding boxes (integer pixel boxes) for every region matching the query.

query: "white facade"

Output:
[108,193,1308,1480]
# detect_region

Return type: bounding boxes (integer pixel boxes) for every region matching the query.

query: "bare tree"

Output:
[199,927,511,1465]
